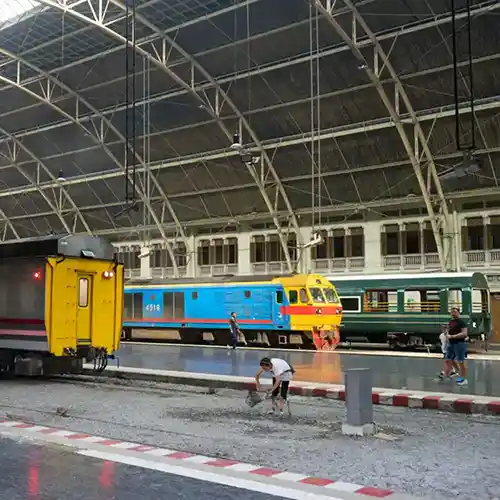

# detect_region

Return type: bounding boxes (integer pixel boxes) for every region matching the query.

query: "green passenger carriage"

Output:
[327,272,491,348]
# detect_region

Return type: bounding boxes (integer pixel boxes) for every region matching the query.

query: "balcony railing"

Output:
[198,264,238,276]
[124,268,141,280]
[382,253,440,271]
[150,266,188,278]
[251,262,294,274]
[463,250,500,268]
[312,257,365,273]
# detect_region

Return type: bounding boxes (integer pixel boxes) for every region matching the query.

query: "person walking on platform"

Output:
[255,357,295,417]
[442,308,468,386]
[228,312,240,350]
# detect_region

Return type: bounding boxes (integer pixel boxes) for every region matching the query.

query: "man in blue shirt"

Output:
[442,308,468,386]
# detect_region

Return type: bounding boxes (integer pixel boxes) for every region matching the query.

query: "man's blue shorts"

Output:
[445,342,467,362]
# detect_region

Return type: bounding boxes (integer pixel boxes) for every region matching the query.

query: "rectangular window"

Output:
[79,278,89,307]
[288,290,298,304]
[244,290,251,299]
[124,293,133,319]
[163,292,174,319]
[448,289,462,312]
[276,290,283,304]
[174,292,185,318]
[133,292,143,319]
[422,289,440,313]
[365,290,397,312]
[404,290,421,312]
[472,289,482,313]
[192,291,198,300]
[339,296,360,312]
[299,288,308,303]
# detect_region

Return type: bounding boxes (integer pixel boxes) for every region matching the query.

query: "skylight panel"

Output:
[1,0,39,24]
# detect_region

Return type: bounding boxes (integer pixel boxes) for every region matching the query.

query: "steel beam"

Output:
[0,47,187,275]
[1,94,497,198]
[80,184,500,239]
[313,0,455,271]
[2,0,495,120]
[38,0,302,272]
[3,175,499,235]
[2,0,498,148]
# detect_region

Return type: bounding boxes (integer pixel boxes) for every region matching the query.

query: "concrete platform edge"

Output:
[81,365,500,416]
[0,420,422,499]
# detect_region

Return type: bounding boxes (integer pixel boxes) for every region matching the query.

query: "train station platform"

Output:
[115,343,500,398]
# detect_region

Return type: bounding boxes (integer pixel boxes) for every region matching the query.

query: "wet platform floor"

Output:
[0,437,291,500]
[116,343,500,397]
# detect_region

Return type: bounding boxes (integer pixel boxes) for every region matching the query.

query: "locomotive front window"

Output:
[323,288,339,303]
[309,287,325,303]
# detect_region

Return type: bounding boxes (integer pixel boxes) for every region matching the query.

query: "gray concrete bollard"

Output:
[341,368,376,437]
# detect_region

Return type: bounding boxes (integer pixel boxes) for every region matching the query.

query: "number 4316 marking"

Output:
[145,304,160,312]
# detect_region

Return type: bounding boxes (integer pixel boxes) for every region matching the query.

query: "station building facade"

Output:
[114,207,500,338]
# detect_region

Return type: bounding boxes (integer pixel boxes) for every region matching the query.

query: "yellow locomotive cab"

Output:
[277,274,343,343]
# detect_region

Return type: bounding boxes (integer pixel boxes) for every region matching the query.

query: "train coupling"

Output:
[63,347,77,356]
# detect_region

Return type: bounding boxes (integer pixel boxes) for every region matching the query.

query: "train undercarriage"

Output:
[0,346,110,377]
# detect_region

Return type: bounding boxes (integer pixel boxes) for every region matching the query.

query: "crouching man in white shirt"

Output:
[255,357,295,417]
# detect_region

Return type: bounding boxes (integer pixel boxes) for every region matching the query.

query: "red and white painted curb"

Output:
[82,365,500,416]
[256,383,500,415]
[0,419,393,498]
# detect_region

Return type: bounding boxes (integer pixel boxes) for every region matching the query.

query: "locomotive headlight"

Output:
[103,271,114,279]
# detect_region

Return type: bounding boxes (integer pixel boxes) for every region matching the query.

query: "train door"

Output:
[490,293,500,341]
[272,288,284,325]
[77,274,93,343]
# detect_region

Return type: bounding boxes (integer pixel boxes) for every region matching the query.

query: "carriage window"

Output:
[192,291,198,300]
[288,290,298,304]
[276,291,283,304]
[481,289,490,312]
[404,290,421,312]
[339,296,360,312]
[299,288,308,303]
[244,290,251,299]
[78,278,88,307]
[472,289,484,313]
[448,289,462,312]
[365,290,397,312]
[422,290,441,313]
[309,287,325,303]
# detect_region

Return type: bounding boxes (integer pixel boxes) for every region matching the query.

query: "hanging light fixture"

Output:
[56,169,66,182]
